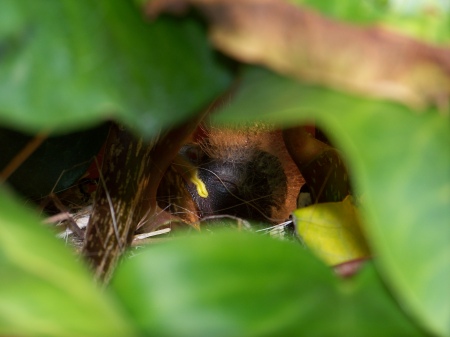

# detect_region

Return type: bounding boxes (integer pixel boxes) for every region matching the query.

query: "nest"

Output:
[41,171,299,255]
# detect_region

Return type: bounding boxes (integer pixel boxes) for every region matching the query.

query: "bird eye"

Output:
[180,144,205,165]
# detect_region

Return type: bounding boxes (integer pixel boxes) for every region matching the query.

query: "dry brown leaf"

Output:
[146,0,450,114]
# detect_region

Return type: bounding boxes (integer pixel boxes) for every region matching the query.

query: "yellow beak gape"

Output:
[190,170,208,198]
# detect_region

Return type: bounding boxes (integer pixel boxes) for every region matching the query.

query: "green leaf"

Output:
[213,67,450,336]
[293,196,371,266]
[111,231,423,337]
[289,0,450,45]
[288,0,384,24]
[0,187,136,337]
[0,0,231,136]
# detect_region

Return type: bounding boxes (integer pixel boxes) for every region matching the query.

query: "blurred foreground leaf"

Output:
[0,0,230,136]
[148,0,450,113]
[290,0,450,45]
[213,67,450,336]
[0,188,136,337]
[112,231,423,337]
[293,196,371,266]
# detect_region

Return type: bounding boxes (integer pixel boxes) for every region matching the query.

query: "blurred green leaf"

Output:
[0,187,136,337]
[0,0,231,136]
[213,66,450,336]
[112,231,423,337]
[289,0,450,45]
[288,0,384,24]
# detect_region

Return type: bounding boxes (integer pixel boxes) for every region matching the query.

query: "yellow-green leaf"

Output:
[293,196,371,265]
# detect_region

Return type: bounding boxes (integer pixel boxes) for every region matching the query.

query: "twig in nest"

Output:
[48,193,85,239]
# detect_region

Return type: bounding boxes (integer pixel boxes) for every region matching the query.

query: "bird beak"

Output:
[172,154,209,198]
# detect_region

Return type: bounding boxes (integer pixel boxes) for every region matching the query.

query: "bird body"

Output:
[158,123,303,225]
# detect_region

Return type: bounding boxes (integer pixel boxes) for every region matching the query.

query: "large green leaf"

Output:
[112,231,423,337]
[213,67,450,336]
[0,187,137,337]
[0,0,231,136]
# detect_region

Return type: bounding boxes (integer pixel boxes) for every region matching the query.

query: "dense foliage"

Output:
[0,1,448,336]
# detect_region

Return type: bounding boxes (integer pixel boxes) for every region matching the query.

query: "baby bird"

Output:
[157,124,303,225]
